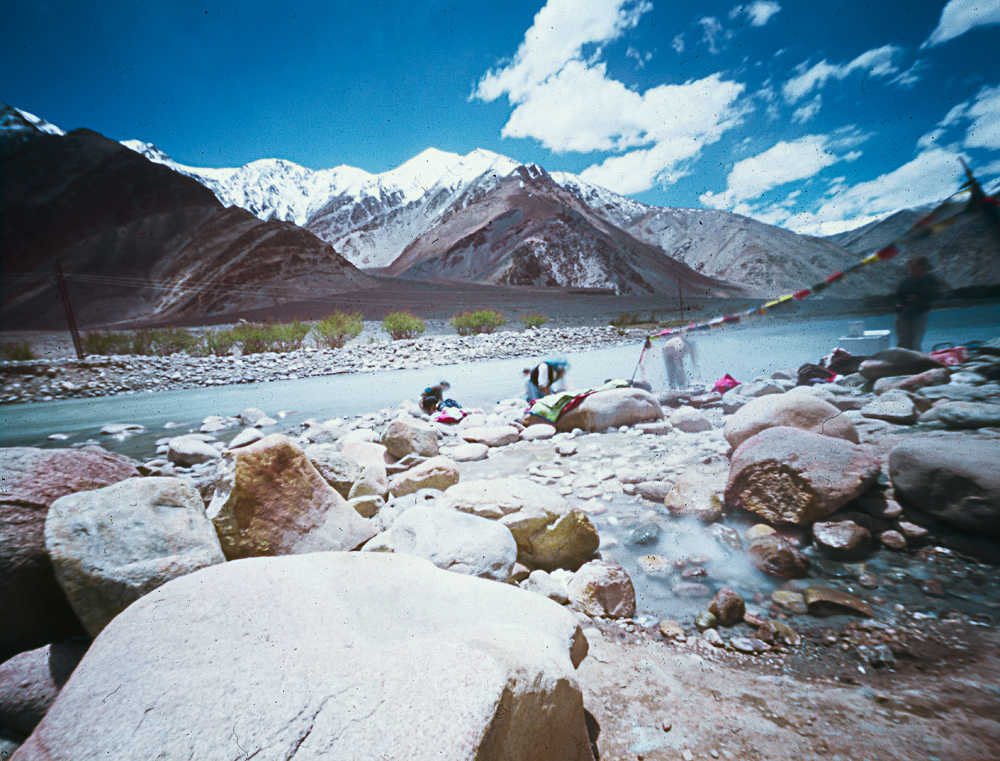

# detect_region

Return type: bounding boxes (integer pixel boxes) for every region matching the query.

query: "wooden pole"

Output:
[54,261,85,360]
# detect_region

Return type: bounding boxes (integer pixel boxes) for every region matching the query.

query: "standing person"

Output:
[419,380,450,414]
[662,333,697,388]
[894,256,941,351]
[524,359,568,400]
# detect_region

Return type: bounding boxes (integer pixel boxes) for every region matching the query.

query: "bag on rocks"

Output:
[713,374,740,393]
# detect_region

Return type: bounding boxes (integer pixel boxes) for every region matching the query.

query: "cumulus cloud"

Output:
[474,0,747,195]
[700,132,866,209]
[768,149,968,235]
[782,45,901,103]
[474,0,652,103]
[671,33,685,53]
[922,0,1000,48]
[729,2,782,27]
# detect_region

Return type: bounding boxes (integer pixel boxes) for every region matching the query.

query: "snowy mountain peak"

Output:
[121,139,175,164]
[0,104,65,138]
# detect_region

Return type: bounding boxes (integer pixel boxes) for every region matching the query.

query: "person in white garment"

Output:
[662,334,697,388]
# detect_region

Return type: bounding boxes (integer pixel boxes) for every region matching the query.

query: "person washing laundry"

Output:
[419,380,451,414]
[523,359,568,400]
[662,333,697,388]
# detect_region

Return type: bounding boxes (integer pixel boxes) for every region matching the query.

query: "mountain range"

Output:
[3,102,997,329]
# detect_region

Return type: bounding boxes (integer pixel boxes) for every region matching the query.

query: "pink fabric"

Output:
[929,347,968,366]
[713,373,740,393]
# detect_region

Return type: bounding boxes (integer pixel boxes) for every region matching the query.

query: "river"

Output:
[1,304,997,458]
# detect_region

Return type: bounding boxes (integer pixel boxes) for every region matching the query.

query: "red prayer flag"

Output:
[876,245,899,261]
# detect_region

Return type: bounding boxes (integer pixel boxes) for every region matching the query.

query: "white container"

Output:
[836,329,892,355]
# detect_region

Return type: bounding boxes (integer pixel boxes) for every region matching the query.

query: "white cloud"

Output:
[474,0,747,195]
[782,45,901,103]
[729,2,781,27]
[770,149,968,235]
[698,16,724,53]
[922,0,1000,48]
[964,84,1000,150]
[671,33,685,53]
[791,94,822,124]
[474,0,652,103]
[700,132,866,209]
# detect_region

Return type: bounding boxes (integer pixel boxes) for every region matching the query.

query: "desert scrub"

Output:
[519,313,547,329]
[82,330,135,356]
[382,311,426,340]
[1,341,34,361]
[201,329,238,357]
[449,309,506,336]
[316,310,363,349]
[148,328,199,356]
[232,320,309,354]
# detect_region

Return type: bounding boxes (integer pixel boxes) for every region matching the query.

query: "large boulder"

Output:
[859,348,945,380]
[165,435,221,467]
[888,438,1000,534]
[304,443,364,498]
[0,448,140,661]
[0,642,87,733]
[724,427,881,526]
[207,434,376,559]
[460,426,519,448]
[16,553,593,761]
[381,416,440,459]
[542,388,662,433]
[387,456,460,497]
[362,503,517,582]
[438,479,599,571]
[860,391,920,425]
[723,393,858,449]
[45,477,226,636]
[566,560,636,618]
[927,401,1000,429]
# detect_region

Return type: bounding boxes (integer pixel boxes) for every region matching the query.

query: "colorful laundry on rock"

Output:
[526,380,631,423]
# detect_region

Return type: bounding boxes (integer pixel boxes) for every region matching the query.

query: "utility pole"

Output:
[677,279,684,317]
[54,261,85,360]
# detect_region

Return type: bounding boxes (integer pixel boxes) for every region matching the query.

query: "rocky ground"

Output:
[2,341,1000,759]
[0,322,645,405]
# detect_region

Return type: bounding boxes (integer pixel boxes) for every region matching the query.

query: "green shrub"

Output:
[316,310,363,349]
[231,320,309,354]
[130,329,156,356]
[270,319,310,352]
[519,313,548,329]
[202,329,238,357]
[449,309,506,336]
[149,328,199,356]
[382,311,426,340]
[609,312,644,329]
[82,330,134,356]
[1,341,34,361]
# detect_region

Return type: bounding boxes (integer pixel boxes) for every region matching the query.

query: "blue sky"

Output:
[3,0,999,234]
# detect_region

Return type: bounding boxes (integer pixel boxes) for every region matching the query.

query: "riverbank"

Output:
[0,323,645,406]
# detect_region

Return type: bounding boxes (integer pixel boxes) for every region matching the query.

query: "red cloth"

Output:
[929,346,968,366]
[713,374,740,393]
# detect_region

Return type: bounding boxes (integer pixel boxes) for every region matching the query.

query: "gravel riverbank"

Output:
[1,324,646,406]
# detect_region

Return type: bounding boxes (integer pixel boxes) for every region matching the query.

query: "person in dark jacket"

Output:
[419,381,450,414]
[894,256,941,351]
[523,359,568,400]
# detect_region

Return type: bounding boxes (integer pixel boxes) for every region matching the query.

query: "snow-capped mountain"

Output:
[0,104,65,145]
[121,140,371,226]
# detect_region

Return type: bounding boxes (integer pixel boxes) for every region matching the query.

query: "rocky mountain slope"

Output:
[0,105,376,329]
[118,133,877,297]
[385,164,743,297]
[827,199,1000,293]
